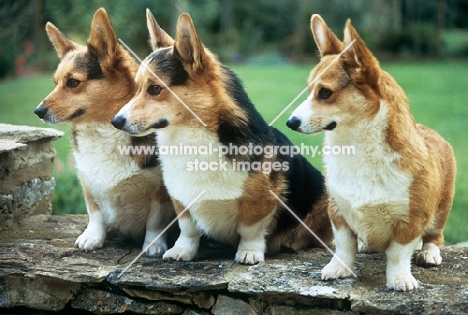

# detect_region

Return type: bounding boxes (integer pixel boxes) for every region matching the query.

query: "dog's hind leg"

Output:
[415,188,454,267]
[415,126,456,268]
[143,200,173,257]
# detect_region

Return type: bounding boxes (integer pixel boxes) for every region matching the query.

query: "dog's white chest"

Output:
[156,127,248,205]
[157,127,248,243]
[73,123,141,195]
[324,105,412,249]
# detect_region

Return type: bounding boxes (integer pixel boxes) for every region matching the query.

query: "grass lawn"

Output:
[0,61,467,244]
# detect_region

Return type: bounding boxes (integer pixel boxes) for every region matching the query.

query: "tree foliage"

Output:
[1,0,468,77]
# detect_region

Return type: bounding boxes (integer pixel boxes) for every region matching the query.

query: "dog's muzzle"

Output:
[111,115,127,130]
[34,105,48,119]
[286,116,301,131]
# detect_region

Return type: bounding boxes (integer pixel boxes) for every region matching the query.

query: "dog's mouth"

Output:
[69,108,86,120]
[111,116,169,135]
[34,105,60,123]
[286,116,337,134]
[324,121,337,131]
[149,118,169,129]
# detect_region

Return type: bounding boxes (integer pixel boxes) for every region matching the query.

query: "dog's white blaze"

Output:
[290,95,314,124]
[115,98,134,121]
[324,102,412,248]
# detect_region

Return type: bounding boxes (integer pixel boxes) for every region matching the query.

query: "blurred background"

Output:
[2,0,468,75]
[0,0,467,244]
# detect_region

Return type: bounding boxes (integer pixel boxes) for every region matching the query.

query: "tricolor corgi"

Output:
[111,10,332,264]
[287,15,456,291]
[34,8,174,256]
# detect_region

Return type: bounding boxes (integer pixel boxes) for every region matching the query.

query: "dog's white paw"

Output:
[143,239,168,257]
[163,246,197,261]
[386,273,418,291]
[415,243,442,267]
[75,228,106,251]
[321,261,354,281]
[235,250,264,265]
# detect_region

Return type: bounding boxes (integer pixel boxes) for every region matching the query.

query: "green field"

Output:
[0,62,467,244]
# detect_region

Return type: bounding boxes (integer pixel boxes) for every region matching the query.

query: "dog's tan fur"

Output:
[113,11,332,264]
[288,14,456,291]
[36,8,174,255]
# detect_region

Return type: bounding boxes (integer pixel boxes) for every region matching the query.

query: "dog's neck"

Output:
[326,72,429,164]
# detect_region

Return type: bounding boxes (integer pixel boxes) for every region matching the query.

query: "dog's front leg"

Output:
[163,199,200,261]
[385,238,420,291]
[143,199,173,257]
[321,203,357,280]
[235,211,275,265]
[75,182,106,251]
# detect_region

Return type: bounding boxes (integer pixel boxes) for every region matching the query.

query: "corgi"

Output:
[34,8,174,256]
[111,10,332,264]
[287,15,456,291]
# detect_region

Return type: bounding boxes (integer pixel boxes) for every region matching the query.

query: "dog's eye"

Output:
[147,85,162,96]
[66,78,80,88]
[318,87,333,100]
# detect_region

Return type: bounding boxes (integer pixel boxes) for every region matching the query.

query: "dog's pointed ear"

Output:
[174,13,205,72]
[45,22,77,59]
[87,8,117,67]
[147,9,174,50]
[310,14,343,57]
[343,19,380,90]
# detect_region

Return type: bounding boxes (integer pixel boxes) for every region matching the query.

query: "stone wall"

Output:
[1,123,467,314]
[0,123,63,230]
[0,214,467,315]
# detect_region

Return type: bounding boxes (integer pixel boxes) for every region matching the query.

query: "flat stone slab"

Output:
[0,123,64,145]
[0,214,467,314]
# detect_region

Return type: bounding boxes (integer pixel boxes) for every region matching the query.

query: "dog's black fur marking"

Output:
[130,134,160,169]
[74,51,104,80]
[274,131,326,232]
[149,48,189,86]
[218,65,326,231]
[69,108,86,120]
[218,66,271,163]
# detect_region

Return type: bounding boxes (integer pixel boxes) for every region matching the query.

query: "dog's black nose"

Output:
[34,105,48,119]
[286,116,301,130]
[111,116,127,130]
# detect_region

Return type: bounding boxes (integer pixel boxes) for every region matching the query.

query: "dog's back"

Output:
[112,11,332,264]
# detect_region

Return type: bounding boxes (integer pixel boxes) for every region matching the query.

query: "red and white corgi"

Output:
[111,10,332,264]
[287,15,456,291]
[35,8,174,256]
